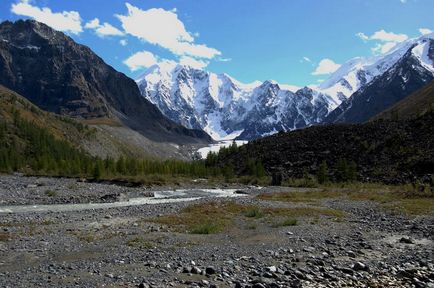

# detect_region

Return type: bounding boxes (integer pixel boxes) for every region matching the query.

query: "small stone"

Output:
[347,250,356,258]
[206,266,216,275]
[191,266,201,274]
[267,266,277,273]
[182,266,192,273]
[352,261,369,272]
[399,236,414,244]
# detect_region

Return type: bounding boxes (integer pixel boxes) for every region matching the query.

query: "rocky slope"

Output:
[372,80,434,121]
[214,109,434,184]
[0,20,211,145]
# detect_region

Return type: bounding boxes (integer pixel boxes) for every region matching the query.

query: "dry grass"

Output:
[151,201,344,234]
[258,185,434,215]
[82,117,122,127]
[127,237,154,249]
[258,190,342,202]
[0,232,10,242]
[152,201,245,234]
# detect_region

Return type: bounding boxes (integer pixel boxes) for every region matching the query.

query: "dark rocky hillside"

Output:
[216,111,434,184]
[372,80,434,121]
[0,20,211,144]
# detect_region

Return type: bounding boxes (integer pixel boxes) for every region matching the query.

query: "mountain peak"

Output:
[0,19,212,145]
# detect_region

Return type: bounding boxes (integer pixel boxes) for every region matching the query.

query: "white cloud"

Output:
[116,3,221,59]
[179,56,208,69]
[124,50,159,71]
[370,29,408,42]
[303,56,311,62]
[84,18,99,29]
[371,42,397,54]
[419,28,433,35]
[119,39,128,46]
[11,0,82,34]
[356,29,408,55]
[355,32,369,42]
[217,57,232,62]
[85,18,124,37]
[312,58,341,75]
[400,0,407,3]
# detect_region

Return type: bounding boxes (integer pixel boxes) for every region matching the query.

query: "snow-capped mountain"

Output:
[137,63,339,140]
[137,33,434,140]
[325,33,434,123]
[319,33,433,101]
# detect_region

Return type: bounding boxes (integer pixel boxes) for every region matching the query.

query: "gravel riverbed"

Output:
[0,175,433,287]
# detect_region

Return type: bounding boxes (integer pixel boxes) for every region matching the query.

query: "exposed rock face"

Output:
[0,20,211,144]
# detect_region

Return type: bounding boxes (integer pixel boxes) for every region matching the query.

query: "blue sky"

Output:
[1,0,433,86]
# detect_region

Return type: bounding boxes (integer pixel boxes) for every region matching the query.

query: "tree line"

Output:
[0,110,223,179]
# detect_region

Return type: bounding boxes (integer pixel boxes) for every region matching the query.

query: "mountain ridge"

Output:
[138,62,340,140]
[325,36,434,124]
[138,33,434,140]
[0,19,212,145]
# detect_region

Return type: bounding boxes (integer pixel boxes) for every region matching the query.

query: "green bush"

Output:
[244,207,264,218]
[317,160,329,184]
[272,218,298,227]
[190,221,222,234]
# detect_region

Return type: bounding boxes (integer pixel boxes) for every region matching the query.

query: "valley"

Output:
[0,12,433,288]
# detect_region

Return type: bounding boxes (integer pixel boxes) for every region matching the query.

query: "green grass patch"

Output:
[271,218,298,228]
[44,189,57,197]
[151,201,344,234]
[244,207,264,218]
[151,201,249,234]
[190,221,222,234]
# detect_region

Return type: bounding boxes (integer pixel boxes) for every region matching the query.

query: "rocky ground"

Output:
[0,175,433,288]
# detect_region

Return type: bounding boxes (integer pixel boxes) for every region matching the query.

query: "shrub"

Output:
[272,218,298,228]
[244,207,264,218]
[190,221,222,234]
[317,160,329,184]
[44,189,57,197]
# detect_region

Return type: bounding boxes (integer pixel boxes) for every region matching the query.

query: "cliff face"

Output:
[0,20,211,144]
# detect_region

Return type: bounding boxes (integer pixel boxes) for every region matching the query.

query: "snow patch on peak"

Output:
[316,34,433,101]
[412,41,434,73]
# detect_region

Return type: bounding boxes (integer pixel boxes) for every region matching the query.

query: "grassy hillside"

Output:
[0,86,95,147]
[0,86,226,181]
[0,86,195,160]
[0,87,93,174]
[372,80,434,121]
